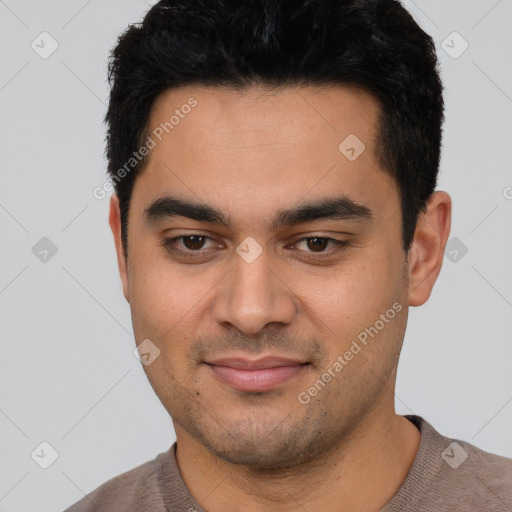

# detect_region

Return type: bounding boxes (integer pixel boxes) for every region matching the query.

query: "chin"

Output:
[184,414,337,471]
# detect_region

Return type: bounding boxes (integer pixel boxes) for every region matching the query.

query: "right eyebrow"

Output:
[144,196,229,227]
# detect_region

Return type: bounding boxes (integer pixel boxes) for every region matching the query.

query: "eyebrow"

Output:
[144,195,373,229]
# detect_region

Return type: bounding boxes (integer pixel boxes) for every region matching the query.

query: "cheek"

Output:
[302,257,407,391]
[127,246,218,343]
[294,252,403,336]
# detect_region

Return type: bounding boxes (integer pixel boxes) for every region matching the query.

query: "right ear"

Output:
[109,194,130,302]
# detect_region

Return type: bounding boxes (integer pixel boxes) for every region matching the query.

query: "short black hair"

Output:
[105,0,444,255]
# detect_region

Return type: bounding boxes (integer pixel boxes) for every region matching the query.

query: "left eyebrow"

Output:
[270,196,374,229]
[144,195,374,229]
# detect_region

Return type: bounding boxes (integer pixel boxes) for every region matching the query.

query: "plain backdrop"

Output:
[0,1,511,511]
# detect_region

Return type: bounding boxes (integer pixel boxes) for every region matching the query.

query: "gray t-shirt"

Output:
[63,415,512,511]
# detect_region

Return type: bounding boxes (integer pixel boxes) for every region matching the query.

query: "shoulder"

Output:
[440,436,512,505]
[63,450,168,512]
[414,416,512,511]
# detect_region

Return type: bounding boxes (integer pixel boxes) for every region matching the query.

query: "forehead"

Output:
[146,83,380,155]
[132,84,399,228]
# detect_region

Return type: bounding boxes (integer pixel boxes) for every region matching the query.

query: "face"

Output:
[114,84,413,469]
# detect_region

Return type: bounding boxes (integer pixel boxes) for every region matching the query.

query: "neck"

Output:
[174,405,421,512]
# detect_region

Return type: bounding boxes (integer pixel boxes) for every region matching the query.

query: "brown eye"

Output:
[305,237,329,252]
[291,236,350,259]
[161,234,218,257]
[181,235,207,250]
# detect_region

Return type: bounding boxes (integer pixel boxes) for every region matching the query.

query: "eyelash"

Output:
[160,233,350,260]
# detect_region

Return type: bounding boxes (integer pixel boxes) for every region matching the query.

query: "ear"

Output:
[407,191,451,306]
[109,194,130,303]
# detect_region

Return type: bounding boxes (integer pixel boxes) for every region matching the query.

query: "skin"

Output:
[109,84,451,511]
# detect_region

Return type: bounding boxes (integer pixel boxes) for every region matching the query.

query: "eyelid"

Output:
[160,233,222,252]
[288,236,350,257]
[161,232,351,259]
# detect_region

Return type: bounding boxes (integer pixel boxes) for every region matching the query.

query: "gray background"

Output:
[0,1,511,510]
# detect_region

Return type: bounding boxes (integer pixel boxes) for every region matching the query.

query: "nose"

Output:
[212,244,297,334]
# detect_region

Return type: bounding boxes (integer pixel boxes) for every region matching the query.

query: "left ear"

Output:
[407,191,452,306]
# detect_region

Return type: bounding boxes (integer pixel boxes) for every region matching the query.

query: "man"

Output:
[65,0,512,510]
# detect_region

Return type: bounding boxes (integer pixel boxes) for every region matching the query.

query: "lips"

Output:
[205,356,309,392]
